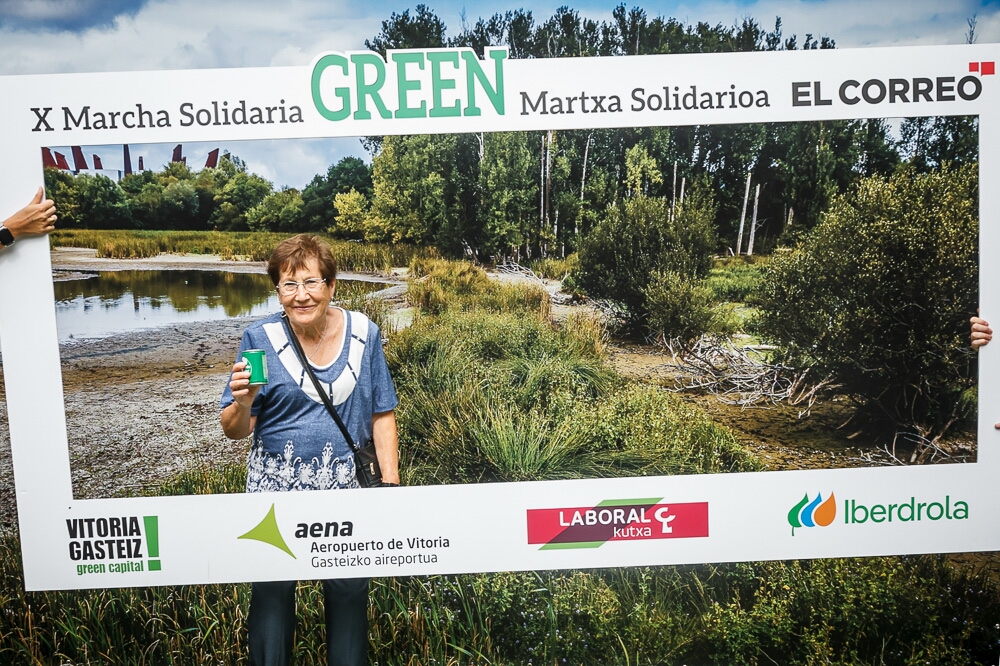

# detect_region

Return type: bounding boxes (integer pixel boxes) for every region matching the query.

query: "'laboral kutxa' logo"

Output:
[788,492,837,536]
[527,498,708,550]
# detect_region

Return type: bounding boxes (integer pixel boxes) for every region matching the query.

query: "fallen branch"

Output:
[495,261,543,282]
[662,335,837,413]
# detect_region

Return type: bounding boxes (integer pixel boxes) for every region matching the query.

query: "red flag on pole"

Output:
[41,147,58,169]
[71,146,88,171]
[54,152,70,170]
[205,148,220,169]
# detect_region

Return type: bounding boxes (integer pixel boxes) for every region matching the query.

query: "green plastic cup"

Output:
[242,349,268,385]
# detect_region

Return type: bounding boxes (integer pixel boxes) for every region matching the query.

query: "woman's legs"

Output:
[322,577,369,666]
[249,580,297,666]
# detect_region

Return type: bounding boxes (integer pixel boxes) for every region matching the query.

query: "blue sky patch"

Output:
[0,0,150,32]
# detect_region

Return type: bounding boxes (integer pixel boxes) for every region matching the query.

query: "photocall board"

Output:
[0,44,997,591]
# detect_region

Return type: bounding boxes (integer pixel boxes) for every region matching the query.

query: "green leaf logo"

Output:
[239,504,296,559]
[788,493,810,536]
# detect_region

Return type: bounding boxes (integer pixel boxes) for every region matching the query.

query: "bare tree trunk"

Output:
[555,207,561,257]
[476,132,484,162]
[539,133,546,255]
[577,131,592,240]
[736,172,751,256]
[785,206,794,234]
[544,129,553,257]
[679,177,686,207]
[579,132,592,202]
[671,161,678,220]
[747,184,760,256]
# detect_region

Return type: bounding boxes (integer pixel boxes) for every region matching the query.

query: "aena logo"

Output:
[788,492,836,536]
[239,504,296,559]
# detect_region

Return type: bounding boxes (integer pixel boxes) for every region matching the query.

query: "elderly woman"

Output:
[221,233,399,666]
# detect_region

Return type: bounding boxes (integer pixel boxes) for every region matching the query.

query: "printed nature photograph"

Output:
[31,111,981,510]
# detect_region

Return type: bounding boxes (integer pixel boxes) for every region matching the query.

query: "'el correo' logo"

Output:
[792,61,991,107]
[310,47,508,122]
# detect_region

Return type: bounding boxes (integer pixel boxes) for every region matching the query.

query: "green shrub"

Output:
[643,270,735,344]
[575,183,717,331]
[754,165,978,432]
[529,253,580,280]
[582,384,758,476]
[707,255,768,303]
[406,258,550,318]
[697,556,1000,664]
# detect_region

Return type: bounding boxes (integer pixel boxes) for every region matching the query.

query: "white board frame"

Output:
[0,44,997,591]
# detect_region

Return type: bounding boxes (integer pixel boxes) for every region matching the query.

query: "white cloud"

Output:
[0,0,378,75]
[2,0,994,78]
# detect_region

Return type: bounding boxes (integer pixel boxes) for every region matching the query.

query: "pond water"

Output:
[52,270,378,342]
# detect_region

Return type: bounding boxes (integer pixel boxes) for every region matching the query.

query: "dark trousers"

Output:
[248,578,369,666]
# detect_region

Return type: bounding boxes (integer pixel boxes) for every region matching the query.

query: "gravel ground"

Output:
[0,250,535,529]
[0,316,259,529]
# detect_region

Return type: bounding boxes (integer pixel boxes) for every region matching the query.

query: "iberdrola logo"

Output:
[788,492,836,536]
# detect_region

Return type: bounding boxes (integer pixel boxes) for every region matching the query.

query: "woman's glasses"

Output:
[276,278,327,296]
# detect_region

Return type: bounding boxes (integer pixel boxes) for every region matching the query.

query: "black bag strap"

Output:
[281,311,360,453]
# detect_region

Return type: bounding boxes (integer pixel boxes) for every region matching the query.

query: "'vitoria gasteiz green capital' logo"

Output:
[310,47,508,122]
[67,515,161,576]
[788,492,836,536]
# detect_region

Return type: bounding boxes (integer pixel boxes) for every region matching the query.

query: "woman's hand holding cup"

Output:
[229,360,262,408]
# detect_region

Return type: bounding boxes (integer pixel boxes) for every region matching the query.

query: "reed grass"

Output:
[50,230,435,272]
[529,253,579,281]
[389,265,756,486]
[407,258,550,318]
[705,255,768,303]
[2,523,997,666]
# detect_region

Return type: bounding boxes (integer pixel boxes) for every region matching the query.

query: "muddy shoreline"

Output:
[0,316,258,529]
[0,249,408,528]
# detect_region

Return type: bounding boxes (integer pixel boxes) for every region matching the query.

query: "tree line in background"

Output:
[44,4,978,262]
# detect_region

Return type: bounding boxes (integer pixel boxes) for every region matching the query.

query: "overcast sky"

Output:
[3,0,996,188]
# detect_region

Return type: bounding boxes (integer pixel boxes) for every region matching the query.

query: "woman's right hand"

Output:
[229,360,262,408]
[971,316,992,349]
